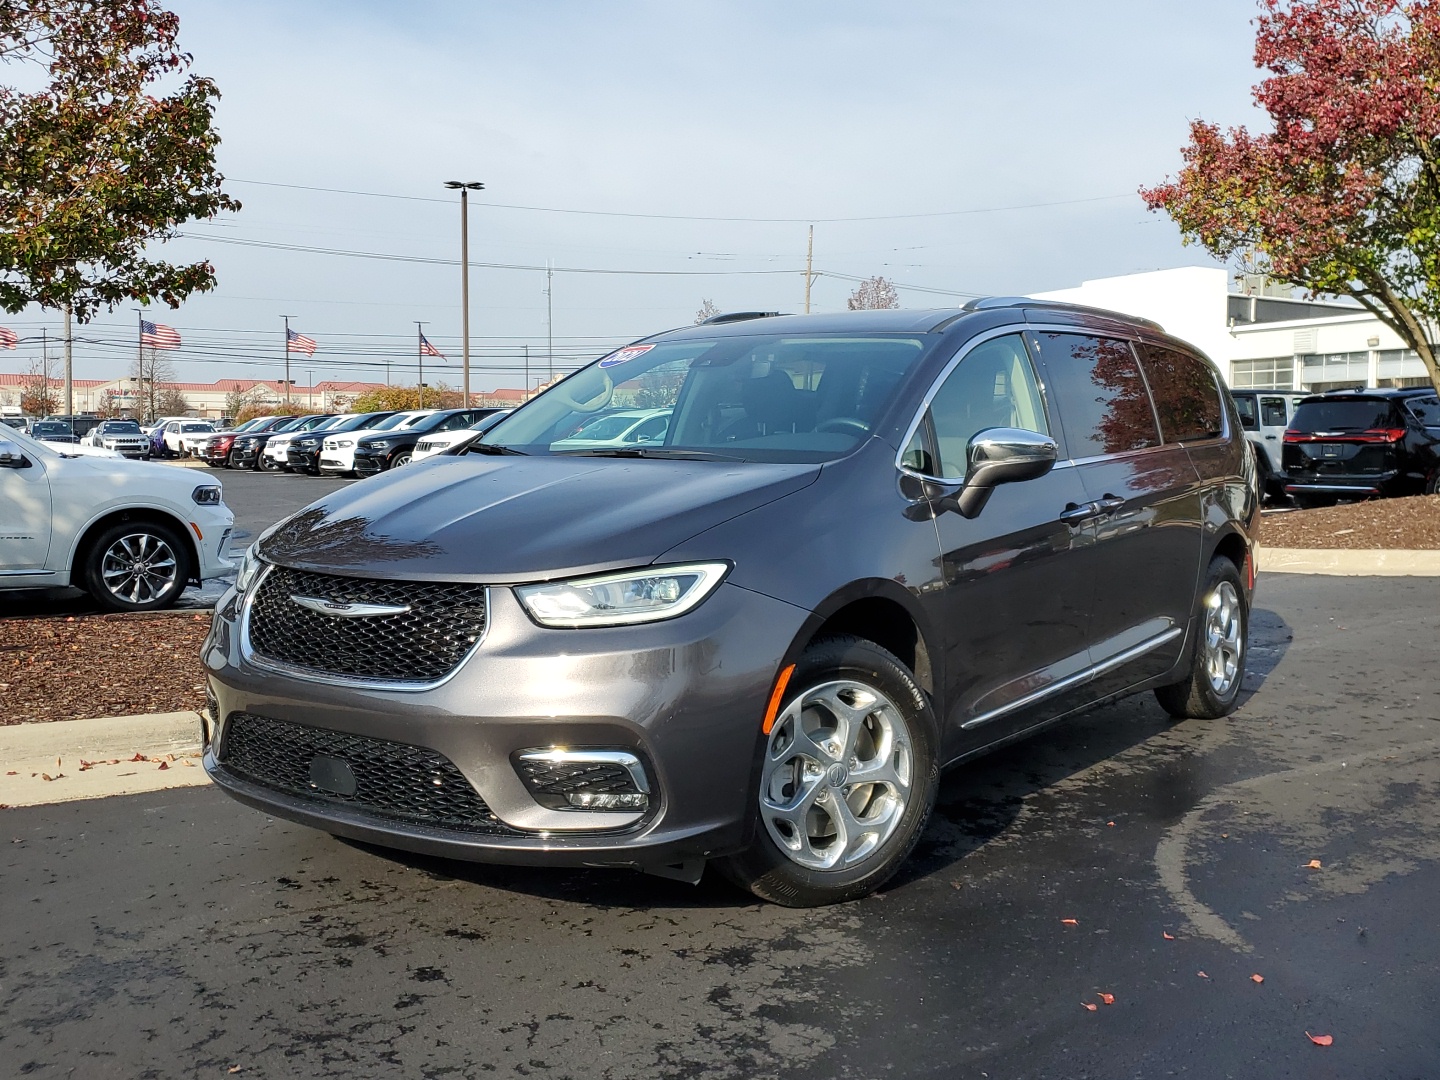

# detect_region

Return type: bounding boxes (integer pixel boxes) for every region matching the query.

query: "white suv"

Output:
[0,424,235,611]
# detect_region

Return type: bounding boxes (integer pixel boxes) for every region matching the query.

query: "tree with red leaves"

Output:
[1142,0,1440,389]
[0,1,238,320]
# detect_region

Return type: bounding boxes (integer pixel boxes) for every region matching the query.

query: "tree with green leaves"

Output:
[1142,0,1440,390]
[0,0,239,320]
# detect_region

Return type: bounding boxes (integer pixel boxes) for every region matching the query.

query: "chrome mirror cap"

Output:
[957,427,1058,518]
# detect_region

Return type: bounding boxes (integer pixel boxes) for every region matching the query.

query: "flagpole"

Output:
[280,315,293,407]
[415,321,426,409]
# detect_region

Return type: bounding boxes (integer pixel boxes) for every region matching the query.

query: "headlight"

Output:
[365,439,393,451]
[332,439,353,448]
[191,485,222,505]
[234,544,264,594]
[295,437,319,448]
[516,563,728,628]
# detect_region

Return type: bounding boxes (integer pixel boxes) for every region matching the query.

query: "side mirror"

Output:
[954,427,1058,518]
[0,437,27,468]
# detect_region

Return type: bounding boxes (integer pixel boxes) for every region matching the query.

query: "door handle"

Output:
[1059,501,1101,525]
[1096,494,1126,513]
[1264,434,1277,440]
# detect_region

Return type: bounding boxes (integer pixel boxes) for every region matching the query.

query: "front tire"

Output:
[82,520,190,613]
[390,450,413,468]
[717,636,939,907]
[1155,556,1248,720]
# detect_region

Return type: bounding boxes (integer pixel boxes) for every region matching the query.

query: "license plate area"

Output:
[1320,443,1343,458]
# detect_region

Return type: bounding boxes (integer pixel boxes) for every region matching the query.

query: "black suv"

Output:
[349,408,493,475]
[1282,387,1440,506]
[206,303,1257,906]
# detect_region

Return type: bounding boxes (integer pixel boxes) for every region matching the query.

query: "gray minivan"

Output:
[203,301,1259,906]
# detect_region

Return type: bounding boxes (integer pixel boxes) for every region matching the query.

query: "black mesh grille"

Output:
[246,567,487,683]
[517,759,642,799]
[219,712,519,834]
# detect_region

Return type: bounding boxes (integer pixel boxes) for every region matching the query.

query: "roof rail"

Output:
[699,311,786,325]
[962,296,1165,333]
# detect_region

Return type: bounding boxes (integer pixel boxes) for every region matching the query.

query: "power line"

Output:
[227,177,1135,224]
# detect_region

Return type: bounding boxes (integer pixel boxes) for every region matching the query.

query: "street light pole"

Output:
[444,180,484,408]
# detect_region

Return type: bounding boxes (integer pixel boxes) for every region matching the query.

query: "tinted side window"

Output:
[1233,394,1258,430]
[1034,333,1160,457]
[1135,344,1225,443]
[1259,397,1288,427]
[926,333,1048,479]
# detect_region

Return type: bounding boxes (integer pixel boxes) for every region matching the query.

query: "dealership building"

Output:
[1032,266,1434,393]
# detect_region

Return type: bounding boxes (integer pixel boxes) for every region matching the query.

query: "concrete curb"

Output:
[1263,547,1440,576]
[0,711,208,808]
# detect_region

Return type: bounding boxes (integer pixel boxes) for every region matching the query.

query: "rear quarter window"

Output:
[1136,344,1225,443]
[1033,333,1160,457]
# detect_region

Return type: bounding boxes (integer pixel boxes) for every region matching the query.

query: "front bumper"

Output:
[230,445,265,468]
[352,450,388,476]
[286,447,321,471]
[202,579,808,869]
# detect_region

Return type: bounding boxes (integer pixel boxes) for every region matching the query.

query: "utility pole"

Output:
[307,370,313,410]
[415,321,427,408]
[804,225,815,314]
[63,303,72,425]
[523,344,530,400]
[280,315,294,407]
[444,181,484,408]
[546,261,554,385]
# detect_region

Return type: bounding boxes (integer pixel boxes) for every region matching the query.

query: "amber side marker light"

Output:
[762,664,797,734]
[189,522,204,541]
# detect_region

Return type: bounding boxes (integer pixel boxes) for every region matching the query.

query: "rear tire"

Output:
[1155,556,1248,720]
[716,636,939,907]
[1292,494,1336,510]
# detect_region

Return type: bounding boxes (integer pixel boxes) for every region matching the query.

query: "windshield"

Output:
[327,412,389,432]
[32,422,71,437]
[101,421,142,434]
[1291,399,1396,432]
[485,333,930,462]
[181,422,213,433]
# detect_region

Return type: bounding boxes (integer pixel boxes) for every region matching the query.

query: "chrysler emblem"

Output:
[291,595,412,618]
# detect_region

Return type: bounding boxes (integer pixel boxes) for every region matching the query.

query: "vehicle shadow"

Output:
[341,606,1292,909]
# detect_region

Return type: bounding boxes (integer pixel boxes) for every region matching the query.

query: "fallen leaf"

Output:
[1251,974,1264,984]
[157,760,169,771]
[5,770,16,776]
[1097,992,1115,1005]
[1061,918,1079,926]
[1306,859,1322,869]
[1082,1002,1098,1012]
[55,757,61,768]
[1107,821,1116,827]
[1197,971,1209,979]
[130,753,148,762]
[1306,1032,1333,1047]
[1163,932,1175,941]
[228,1068,243,1075]
[181,759,197,768]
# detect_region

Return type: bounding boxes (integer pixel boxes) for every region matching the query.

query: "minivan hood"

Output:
[258,456,821,581]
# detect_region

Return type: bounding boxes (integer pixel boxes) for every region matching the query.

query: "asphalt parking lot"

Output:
[3,573,1437,1078]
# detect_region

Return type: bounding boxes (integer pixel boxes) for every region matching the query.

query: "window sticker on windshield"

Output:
[598,343,655,368]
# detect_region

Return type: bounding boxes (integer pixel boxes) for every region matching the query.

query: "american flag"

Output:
[140,319,181,349]
[0,327,16,350]
[420,332,445,359]
[287,327,317,356]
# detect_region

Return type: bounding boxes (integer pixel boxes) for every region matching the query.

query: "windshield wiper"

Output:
[463,442,527,456]
[552,447,743,461]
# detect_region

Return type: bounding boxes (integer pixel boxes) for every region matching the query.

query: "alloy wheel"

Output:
[100,532,179,605]
[1202,580,1242,696]
[760,679,913,871]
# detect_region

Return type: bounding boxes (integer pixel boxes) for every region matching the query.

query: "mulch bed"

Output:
[1259,493,1440,550]
[0,612,210,725]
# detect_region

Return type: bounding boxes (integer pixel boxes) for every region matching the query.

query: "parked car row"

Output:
[1231,386,1440,505]
[200,408,507,477]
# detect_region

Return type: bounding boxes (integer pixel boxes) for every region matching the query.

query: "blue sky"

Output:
[6,0,1271,391]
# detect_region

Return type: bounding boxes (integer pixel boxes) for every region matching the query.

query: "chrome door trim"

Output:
[0,568,56,577]
[960,625,1183,730]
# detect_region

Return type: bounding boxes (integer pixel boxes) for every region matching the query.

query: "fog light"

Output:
[514,748,651,812]
[567,791,648,809]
